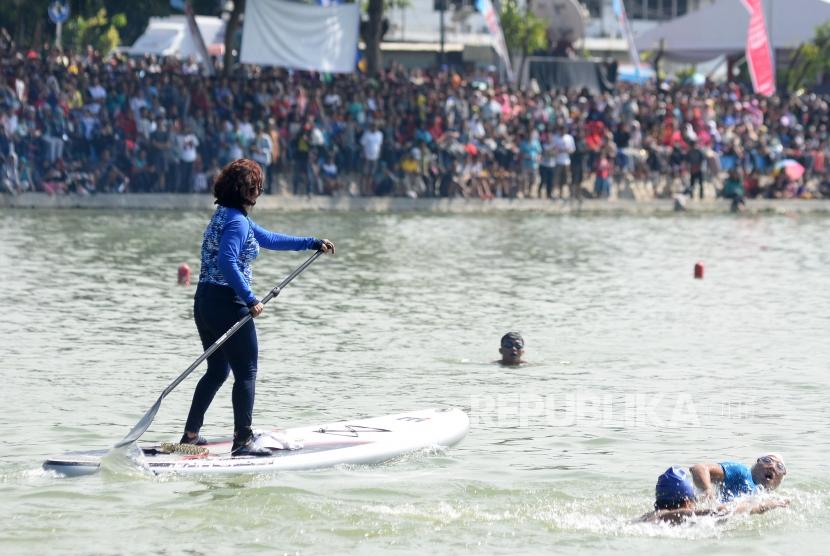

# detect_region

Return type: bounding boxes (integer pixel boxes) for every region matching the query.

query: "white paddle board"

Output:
[43,407,469,477]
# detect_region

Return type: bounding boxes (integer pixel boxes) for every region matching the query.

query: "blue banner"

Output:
[48,1,70,24]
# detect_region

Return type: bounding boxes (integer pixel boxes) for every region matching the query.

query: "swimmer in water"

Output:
[639,467,789,525]
[497,332,526,366]
[689,453,787,501]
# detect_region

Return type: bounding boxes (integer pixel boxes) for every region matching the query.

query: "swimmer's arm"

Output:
[640,500,788,527]
[729,498,790,515]
[689,463,724,499]
[637,511,658,523]
[639,508,706,525]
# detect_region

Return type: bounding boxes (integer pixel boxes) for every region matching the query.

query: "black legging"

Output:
[185,283,258,438]
[689,171,704,199]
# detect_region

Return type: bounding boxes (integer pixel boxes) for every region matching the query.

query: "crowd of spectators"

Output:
[3,29,830,201]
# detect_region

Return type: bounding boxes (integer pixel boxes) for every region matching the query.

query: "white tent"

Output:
[127,15,225,59]
[634,0,830,62]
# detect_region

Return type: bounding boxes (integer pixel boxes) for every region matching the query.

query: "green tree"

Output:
[364,0,384,75]
[499,0,547,53]
[358,0,417,75]
[786,21,830,91]
[1,0,50,48]
[499,0,547,77]
[675,65,697,84]
[0,0,221,51]
[63,8,126,54]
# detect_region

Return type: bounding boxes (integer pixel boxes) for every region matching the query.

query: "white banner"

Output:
[185,1,214,75]
[240,0,359,73]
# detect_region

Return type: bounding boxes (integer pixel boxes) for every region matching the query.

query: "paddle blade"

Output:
[114,398,163,448]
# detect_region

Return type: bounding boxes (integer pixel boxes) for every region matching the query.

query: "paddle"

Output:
[114,249,324,448]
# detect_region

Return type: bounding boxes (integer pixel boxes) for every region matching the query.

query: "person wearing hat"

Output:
[640,467,789,524]
[689,454,787,501]
[497,332,525,366]
[642,466,699,523]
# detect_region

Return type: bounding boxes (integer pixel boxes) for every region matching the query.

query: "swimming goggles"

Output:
[757,455,787,475]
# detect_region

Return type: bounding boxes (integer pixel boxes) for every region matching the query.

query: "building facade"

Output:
[584,0,717,38]
[378,0,721,69]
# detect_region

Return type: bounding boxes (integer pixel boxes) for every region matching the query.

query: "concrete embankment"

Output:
[3,192,830,214]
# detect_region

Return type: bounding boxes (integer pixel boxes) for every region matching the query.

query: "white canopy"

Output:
[127,16,225,59]
[635,0,830,62]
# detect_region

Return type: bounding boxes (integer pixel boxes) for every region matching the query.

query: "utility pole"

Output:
[439,0,446,67]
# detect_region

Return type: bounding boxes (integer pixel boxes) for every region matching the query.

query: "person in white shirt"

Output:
[137,107,155,142]
[323,90,341,109]
[1,106,18,137]
[251,123,273,191]
[551,125,575,199]
[310,122,325,148]
[228,137,243,162]
[360,122,383,196]
[178,126,200,193]
[236,117,255,149]
[129,90,148,122]
[88,78,106,104]
[539,131,557,199]
[192,156,209,193]
[251,124,273,166]
[320,152,340,195]
[14,74,26,104]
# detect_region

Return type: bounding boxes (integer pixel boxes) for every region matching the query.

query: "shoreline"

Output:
[3,192,830,214]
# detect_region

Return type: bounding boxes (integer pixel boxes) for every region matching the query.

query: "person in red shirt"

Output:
[190,81,211,113]
[812,146,825,178]
[428,115,444,142]
[115,108,137,142]
[743,169,760,198]
[584,119,605,152]
[594,151,612,198]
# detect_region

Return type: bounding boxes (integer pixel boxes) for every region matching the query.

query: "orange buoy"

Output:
[694,261,704,280]
[177,263,191,286]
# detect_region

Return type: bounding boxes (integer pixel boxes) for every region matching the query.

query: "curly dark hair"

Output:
[213,159,264,210]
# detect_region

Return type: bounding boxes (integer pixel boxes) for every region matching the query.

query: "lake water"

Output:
[1,208,829,555]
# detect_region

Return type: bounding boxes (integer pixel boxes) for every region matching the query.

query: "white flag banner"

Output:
[612,0,641,78]
[185,1,214,75]
[240,0,359,73]
[475,0,514,83]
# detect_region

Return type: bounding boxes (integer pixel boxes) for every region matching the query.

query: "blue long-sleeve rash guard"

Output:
[206,207,320,306]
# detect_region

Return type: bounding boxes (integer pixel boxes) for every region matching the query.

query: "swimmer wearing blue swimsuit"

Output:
[689,454,787,501]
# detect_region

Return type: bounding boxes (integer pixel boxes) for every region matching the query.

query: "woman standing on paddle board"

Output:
[181,158,334,457]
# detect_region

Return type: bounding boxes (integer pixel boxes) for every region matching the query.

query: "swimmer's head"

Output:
[752,453,787,490]
[655,467,696,510]
[499,332,524,366]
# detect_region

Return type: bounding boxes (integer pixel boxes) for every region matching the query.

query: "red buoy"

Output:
[694,261,704,280]
[177,263,191,286]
